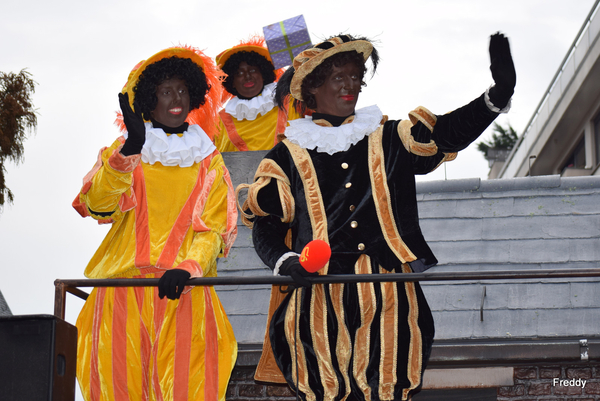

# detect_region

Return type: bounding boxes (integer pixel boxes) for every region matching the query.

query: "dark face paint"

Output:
[151,77,190,127]
[309,62,362,117]
[233,61,264,99]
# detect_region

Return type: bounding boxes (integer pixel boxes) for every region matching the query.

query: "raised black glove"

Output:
[158,269,191,300]
[118,92,146,156]
[279,256,317,288]
[488,32,516,110]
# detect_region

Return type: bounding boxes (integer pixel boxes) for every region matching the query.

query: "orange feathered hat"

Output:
[115,45,225,140]
[216,35,273,69]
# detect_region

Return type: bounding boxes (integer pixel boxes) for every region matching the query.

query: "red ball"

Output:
[299,239,331,273]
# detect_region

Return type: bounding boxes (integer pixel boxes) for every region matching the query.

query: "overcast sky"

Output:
[1,0,597,327]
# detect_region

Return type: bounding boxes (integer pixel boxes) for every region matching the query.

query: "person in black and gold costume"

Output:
[239,33,516,401]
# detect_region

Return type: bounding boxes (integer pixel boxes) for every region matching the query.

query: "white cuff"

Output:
[485,86,511,114]
[273,252,300,276]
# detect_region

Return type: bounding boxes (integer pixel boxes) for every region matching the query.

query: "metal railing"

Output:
[54,268,600,320]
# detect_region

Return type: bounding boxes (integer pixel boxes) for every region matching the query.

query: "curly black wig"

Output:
[134,56,210,121]
[275,34,379,113]
[221,50,276,97]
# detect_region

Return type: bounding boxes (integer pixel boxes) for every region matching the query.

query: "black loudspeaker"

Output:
[0,314,77,401]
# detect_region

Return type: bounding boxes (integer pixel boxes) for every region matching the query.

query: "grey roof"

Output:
[0,290,12,317]
[217,152,600,344]
[416,175,600,340]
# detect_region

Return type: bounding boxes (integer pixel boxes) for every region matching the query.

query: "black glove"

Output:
[279,256,317,288]
[118,92,146,156]
[488,32,516,110]
[158,269,191,300]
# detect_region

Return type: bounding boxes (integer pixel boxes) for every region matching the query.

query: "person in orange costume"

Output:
[73,46,238,401]
[214,36,305,152]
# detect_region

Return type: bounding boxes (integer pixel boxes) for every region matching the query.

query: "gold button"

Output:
[358,243,365,251]
[345,182,352,188]
[350,221,358,228]
[341,162,349,169]
[349,205,356,212]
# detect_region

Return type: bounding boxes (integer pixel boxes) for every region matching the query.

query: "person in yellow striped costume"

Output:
[72,46,238,401]
[213,36,305,152]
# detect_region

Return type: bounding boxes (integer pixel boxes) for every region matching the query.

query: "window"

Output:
[562,136,586,172]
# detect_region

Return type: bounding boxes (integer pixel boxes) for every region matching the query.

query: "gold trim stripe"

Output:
[379,266,398,399]
[353,256,375,401]
[397,120,438,157]
[252,158,291,185]
[236,158,294,228]
[408,106,437,132]
[330,283,352,401]
[283,140,330,274]
[367,127,417,263]
[253,286,289,383]
[431,152,458,173]
[285,289,313,399]
[401,263,422,400]
[276,180,295,224]
[283,139,340,399]
[310,285,339,400]
[395,114,457,172]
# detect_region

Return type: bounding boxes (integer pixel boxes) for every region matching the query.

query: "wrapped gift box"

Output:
[263,15,312,69]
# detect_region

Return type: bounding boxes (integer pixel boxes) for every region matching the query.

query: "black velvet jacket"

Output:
[249,93,499,273]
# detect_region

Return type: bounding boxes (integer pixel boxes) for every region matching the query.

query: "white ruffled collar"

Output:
[124,123,216,167]
[284,105,383,155]
[224,82,277,121]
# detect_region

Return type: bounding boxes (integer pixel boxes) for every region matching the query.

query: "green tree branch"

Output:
[0,69,37,209]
